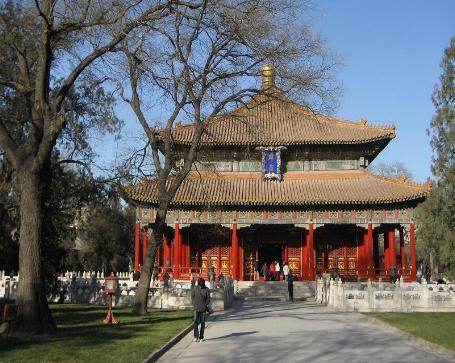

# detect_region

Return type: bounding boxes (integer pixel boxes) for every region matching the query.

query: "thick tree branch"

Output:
[0,118,19,168]
[51,3,171,115]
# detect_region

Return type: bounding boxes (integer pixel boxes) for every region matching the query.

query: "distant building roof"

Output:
[124,170,430,207]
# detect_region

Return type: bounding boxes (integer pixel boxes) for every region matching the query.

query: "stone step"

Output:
[236,282,314,293]
[236,287,313,295]
[243,295,287,302]
[237,295,309,302]
[235,281,315,299]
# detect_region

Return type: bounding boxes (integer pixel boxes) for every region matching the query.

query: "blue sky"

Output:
[94,1,454,183]
[313,1,455,181]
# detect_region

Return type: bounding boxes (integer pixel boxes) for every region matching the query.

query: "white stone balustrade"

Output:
[0,270,234,311]
[315,277,455,312]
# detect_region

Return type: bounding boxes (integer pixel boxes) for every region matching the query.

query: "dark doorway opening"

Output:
[258,243,284,277]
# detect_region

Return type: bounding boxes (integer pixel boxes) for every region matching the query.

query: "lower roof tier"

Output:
[124,170,431,207]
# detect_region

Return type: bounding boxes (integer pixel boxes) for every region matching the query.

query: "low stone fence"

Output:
[315,276,455,312]
[0,270,234,311]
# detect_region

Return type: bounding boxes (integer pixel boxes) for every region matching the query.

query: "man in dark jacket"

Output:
[191,278,211,342]
[288,274,294,302]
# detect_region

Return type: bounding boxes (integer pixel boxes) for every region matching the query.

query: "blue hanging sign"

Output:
[256,146,286,181]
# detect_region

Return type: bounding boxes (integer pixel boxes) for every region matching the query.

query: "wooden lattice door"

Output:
[287,231,301,279]
[190,227,230,276]
[199,243,231,274]
[242,231,256,281]
[200,243,219,274]
[327,243,357,276]
[316,229,358,276]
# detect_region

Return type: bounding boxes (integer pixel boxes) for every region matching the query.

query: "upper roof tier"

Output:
[165,66,396,147]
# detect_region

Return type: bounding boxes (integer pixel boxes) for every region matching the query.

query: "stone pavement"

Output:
[156,300,453,363]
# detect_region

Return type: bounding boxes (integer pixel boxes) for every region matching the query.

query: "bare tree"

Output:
[0,0,201,335]
[115,0,339,313]
[369,161,414,181]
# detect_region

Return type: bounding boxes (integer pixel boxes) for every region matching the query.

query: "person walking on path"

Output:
[191,278,211,342]
[261,262,269,281]
[275,261,281,281]
[287,274,294,301]
[283,262,290,282]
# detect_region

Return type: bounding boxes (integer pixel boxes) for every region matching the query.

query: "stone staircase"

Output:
[235,281,315,301]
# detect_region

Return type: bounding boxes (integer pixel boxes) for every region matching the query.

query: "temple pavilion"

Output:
[124,65,431,282]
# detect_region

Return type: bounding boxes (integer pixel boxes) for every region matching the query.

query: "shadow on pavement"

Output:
[205,331,259,341]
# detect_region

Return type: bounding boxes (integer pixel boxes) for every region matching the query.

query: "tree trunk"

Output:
[132,210,166,315]
[14,167,56,334]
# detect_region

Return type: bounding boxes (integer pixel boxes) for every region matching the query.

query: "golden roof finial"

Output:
[261,64,276,89]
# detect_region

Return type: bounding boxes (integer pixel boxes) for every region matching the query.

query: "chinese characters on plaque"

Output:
[256,146,286,181]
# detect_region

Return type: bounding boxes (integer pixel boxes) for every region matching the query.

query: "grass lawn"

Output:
[0,304,193,363]
[366,312,455,352]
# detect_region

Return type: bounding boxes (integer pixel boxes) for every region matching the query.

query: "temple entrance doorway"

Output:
[258,242,284,278]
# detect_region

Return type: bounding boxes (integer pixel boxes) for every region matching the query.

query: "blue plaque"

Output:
[256,146,286,181]
[264,150,278,175]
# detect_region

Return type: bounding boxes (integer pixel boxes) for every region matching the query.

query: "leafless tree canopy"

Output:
[369,161,414,181]
[105,0,340,313]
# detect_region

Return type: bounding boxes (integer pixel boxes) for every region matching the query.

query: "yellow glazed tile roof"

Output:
[124,170,430,207]
[166,90,395,146]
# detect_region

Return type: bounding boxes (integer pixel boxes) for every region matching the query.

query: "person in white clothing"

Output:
[275,261,281,281]
[283,262,290,282]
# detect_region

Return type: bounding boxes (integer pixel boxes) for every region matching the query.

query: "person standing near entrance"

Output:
[287,274,294,301]
[275,261,281,281]
[253,259,259,281]
[269,261,276,280]
[283,261,290,282]
[191,278,211,342]
[261,262,269,281]
[208,264,215,289]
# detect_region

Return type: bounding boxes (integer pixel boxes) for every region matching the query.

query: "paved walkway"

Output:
[157,300,453,363]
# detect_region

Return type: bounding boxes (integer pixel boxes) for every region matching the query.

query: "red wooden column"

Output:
[239,233,245,281]
[399,226,406,271]
[388,228,397,268]
[174,222,181,278]
[367,223,375,279]
[307,224,315,280]
[184,237,190,272]
[134,221,140,271]
[301,230,308,279]
[231,223,239,280]
[410,223,417,281]
[163,235,171,268]
[359,230,367,276]
[284,244,289,264]
[181,231,187,273]
[142,227,148,268]
[384,230,390,272]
